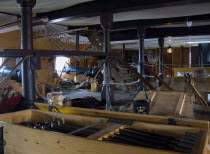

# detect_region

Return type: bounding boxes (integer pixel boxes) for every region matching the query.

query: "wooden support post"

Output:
[100,12,113,110]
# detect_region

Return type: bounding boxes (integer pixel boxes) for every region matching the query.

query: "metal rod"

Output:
[76,31,80,76]
[67,119,103,135]
[0,56,28,87]
[103,26,111,110]
[131,84,143,101]
[139,37,144,75]
[159,50,163,74]
[137,27,145,90]
[137,27,145,76]
[17,0,36,105]
[158,37,164,79]
[0,58,10,70]
[122,44,126,60]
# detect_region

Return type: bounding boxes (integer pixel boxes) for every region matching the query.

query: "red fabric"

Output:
[144,57,153,70]
[93,61,99,67]
[0,96,21,114]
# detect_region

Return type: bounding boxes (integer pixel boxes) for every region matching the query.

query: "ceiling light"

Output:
[187,41,210,44]
[186,17,192,27]
[167,45,173,53]
[186,21,192,27]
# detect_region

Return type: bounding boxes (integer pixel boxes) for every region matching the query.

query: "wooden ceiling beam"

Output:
[109,25,210,41]
[37,0,210,23]
[67,13,210,31]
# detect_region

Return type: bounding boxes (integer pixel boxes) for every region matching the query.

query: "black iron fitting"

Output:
[137,26,146,39]
[17,0,36,8]
[100,12,113,29]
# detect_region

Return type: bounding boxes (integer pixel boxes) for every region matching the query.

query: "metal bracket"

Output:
[0,126,4,154]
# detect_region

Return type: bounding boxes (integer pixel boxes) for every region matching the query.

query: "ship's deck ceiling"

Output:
[0,0,93,14]
[0,0,210,49]
[0,0,208,26]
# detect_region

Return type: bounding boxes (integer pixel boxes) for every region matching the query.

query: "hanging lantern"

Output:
[167,45,173,53]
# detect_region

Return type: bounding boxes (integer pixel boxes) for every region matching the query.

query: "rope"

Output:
[116,65,128,70]
[144,75,154,78]
[136,61,158,66]
[110,80,138,86]
[35,84,47,100]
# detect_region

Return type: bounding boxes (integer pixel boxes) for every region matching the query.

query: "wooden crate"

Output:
[35,103,208,128]
[0,109,209,154]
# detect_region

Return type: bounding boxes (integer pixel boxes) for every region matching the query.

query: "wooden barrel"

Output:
[193,103,210,121]
[91,79,98,92]
[47,92,63,106]
[74,76,80,83]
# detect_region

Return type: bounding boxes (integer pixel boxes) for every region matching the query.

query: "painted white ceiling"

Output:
[0,1,209,28]
[0,1,209,27]
[57,2,210,26]
[0,13,17,23]
[0,0,93,14]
